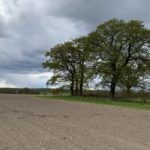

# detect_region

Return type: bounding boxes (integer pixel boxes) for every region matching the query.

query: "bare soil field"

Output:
[0,94,150,150]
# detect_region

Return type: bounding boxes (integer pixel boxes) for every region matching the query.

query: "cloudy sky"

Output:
[0,0,150,88]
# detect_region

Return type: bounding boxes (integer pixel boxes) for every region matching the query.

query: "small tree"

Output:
[43,42,78,95]
[43,38,91,96]
[73,37,91,95]
[119,59,149,94]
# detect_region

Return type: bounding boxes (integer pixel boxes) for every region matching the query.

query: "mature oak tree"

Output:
[88,19,150,98]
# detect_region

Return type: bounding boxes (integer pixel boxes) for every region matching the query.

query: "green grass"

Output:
[39,95,150,110]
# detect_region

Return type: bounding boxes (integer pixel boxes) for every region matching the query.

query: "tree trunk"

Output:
[79,82,83,96]
[79,74,84,96]
[110,77,117,99]
[126,86,131,95]
[75,76,79,96]
[70,76,75,96]
[70,83,74,96]
[79,63,84,96]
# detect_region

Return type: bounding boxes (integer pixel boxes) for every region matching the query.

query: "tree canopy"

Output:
[43,37,90,96]
[43,19,150,98]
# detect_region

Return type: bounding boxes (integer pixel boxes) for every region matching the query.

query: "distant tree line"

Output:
[0,88,70,95]
[43,19,150,98]
[0,88,40,94]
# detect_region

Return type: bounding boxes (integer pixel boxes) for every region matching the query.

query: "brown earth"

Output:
[0,94,150,150]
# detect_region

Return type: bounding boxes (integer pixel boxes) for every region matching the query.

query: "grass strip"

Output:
[39,95,150,110]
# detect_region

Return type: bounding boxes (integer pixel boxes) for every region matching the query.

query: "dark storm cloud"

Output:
[1,47,45,73]
[55,0,124,27]
[0,0,87,74]
[57,0,150,29]
[0,0,150,87]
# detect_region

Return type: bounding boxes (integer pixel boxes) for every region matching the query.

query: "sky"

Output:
[0,0,150,88]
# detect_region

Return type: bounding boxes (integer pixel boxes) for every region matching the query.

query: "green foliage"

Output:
[43,18,150,98]
[88,19,150,98]
[43,38,91,96]
[119,61,148,93]
[43,42,76,84]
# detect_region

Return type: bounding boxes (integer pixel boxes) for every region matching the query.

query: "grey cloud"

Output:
[0,0,150,87]
[54,0,150,29]
[0,0,87,75]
